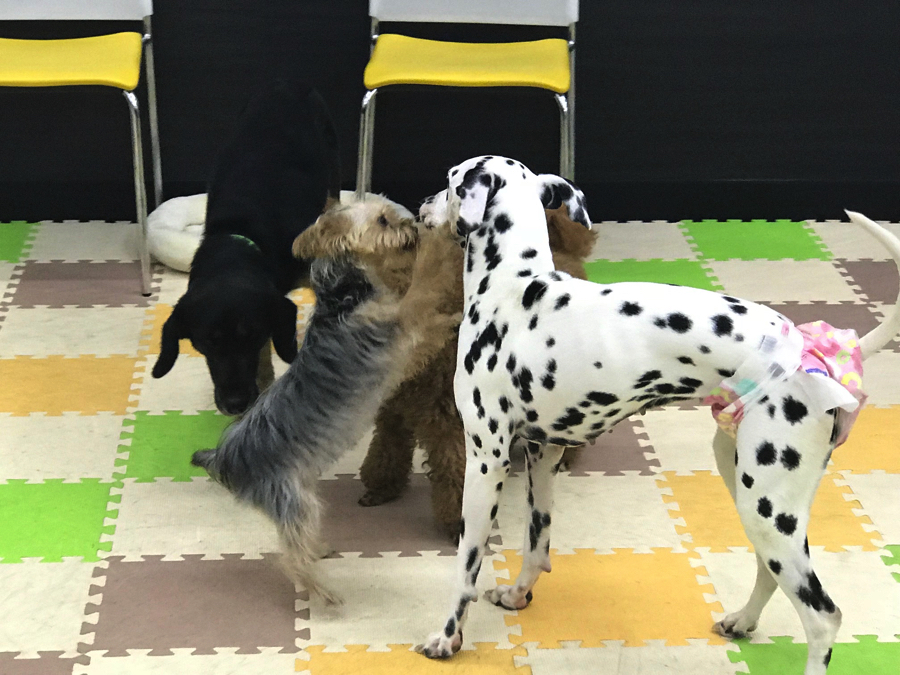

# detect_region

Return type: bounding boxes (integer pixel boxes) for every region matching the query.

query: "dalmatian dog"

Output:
[414,155,900,675]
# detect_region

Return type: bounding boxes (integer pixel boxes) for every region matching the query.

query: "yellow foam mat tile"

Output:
[300,643,529,674]
[658,471,881,552]
[0,355,139,416]
[493,549,725,648]
[830,406,900,474]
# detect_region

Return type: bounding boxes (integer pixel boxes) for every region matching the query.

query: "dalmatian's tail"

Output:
[845,210,900,359]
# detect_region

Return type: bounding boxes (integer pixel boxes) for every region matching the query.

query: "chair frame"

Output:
[355,18,576,199]
[2,8,163,296]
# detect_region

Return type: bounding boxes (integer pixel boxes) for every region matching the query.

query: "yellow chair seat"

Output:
[0,32,143,90]
[364,34,571,93]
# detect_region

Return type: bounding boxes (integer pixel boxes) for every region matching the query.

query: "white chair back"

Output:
[0,0,153,21]
[370,0,577,27]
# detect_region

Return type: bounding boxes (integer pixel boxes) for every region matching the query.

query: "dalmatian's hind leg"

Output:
[711,427,778,639]
[488,442,565,610]
[727,381,841,675]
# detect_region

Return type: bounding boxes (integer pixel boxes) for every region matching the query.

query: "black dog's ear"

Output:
[153,303,186,378]
[271,295,299,364]
[456,168,503,236]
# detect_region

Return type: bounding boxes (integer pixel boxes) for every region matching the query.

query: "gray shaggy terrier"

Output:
[192,198,460,603]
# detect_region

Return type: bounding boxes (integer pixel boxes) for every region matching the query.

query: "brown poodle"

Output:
[293,200,596,537]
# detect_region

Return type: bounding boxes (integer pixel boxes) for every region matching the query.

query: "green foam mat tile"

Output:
[0,221,36,263]
[681,220,831,261]
[728,636,900,674]
[116,411,232,482]
[884,546,900,583]
[583,258,722,291]
[0,478,117,562]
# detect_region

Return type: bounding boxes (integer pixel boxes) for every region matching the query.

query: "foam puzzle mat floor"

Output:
[1,217,898,674]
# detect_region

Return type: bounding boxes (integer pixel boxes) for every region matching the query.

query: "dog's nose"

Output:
[215,392,253,416]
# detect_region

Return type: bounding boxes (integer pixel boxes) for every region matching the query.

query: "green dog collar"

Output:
[229,233,262,253]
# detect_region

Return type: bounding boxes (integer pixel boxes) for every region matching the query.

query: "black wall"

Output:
[1,1,898,222]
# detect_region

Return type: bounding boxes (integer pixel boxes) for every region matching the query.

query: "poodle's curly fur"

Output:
[293,201,596,537]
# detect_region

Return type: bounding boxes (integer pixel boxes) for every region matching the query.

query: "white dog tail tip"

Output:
[846,210,900,359]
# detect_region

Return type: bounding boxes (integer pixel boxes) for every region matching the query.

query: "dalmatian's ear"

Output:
[536,174,592,229]
[455,168,501,236]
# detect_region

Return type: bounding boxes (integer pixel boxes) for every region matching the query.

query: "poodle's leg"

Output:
[487,442,565,610]
[256,341,275,393]
[422,423,466,538]
[359,398,416,506]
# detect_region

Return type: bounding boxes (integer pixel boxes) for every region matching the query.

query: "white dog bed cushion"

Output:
[147,191,414,273]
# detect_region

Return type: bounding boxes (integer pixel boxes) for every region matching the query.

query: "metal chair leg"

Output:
[124,90,151,296]
[143,17,163,209]
[555,93,572,181]
[356,89,378,200]
[567,24,576,182]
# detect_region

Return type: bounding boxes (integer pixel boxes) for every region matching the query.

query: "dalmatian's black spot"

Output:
[506,354,517,373]
[543,359,557,374]
[620,301,643,317]
[667,313,693,333]
[590,421,605,430]
[487,354,498,371]
[546,337,556,348]
[494,213,513,233]
[723,295,739,303]
[554,294,571,310]
[729,304,748,315]
[759,396,769,404]
[604,408,621,418]
[601,288,612,296]
[473,388,482,408]
[678,356,696,365]
[522,280,548,309]
[594,361,603,368]
[824,649,833,667]
[804,538,810,556]
[756,441,777,465]
[758,497,773,518]
[521,248,538,259]
[776,512,798,535]
[480,463,487,474]
[654,383,675,395]
[782,396,808,425]
[483,237,502,270]
[654,318,667,329]
[455,597,467,620]
[717,368,735,378]
[465,546,478,571]
[634,370,662,389]
[797,572,836,613]
[712,314,734,336]
[467,245,476,272]
[529,510,552,550]
[516,367,534,403]
[488,419,498,434]
[499,397,510,413]
[552,407,585,431]
[735,334,745,342]
[781,447,801,470]
[526,409,539,422]
[587,391,619,406]
[541,374,556,390]
[477,276,490,295]
[528,315,539,330]
[768,404,776,418]
[468,308,480,326]
[680,377,703,389]
[444,617,456,637]
[517,269,532,277]
[450,168,459,177]
[496,481,504,491]
[472,434,482,449]
[522,426,547,443]
[490,503,499,520]
[549,272,562,282]
[768,559,782,575]
[699,345,711,354]
[742,473,754,488]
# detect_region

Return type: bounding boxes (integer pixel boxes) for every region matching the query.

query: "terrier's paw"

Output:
[712,614,757,640]
[486,584,532,610]
[415,630,463,659]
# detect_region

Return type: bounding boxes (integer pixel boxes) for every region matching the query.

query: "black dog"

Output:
[152,81,340,415]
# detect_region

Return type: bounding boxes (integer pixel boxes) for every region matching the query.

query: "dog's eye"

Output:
[378,214,389,227]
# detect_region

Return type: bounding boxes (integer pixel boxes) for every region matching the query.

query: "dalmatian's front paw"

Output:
[415,629,463,659]
[713,613,758,640]
[486,584,533,610]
